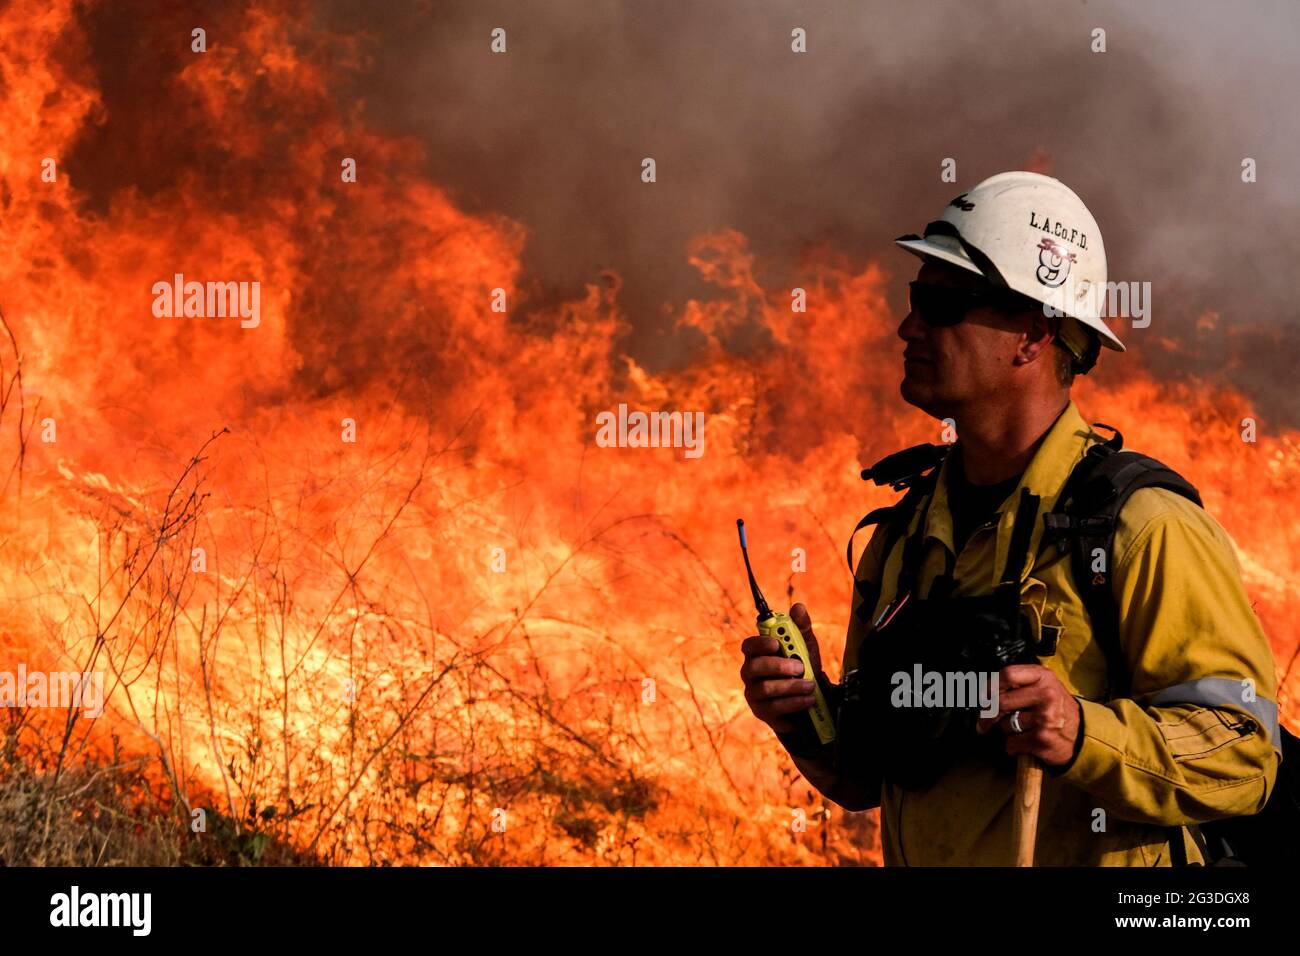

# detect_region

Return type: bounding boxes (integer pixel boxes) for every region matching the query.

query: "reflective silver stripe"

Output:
[1147,677,1280,749]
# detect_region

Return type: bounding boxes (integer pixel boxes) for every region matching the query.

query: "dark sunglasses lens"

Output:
[908,283,968,327]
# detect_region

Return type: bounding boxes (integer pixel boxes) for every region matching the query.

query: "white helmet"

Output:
[895,171,1124,354]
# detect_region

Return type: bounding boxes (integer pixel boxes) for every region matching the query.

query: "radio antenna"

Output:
[735,519,772,619]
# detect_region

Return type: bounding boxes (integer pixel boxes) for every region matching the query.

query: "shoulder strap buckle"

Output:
[1087,422,1124,457]
[1042,512,1112,546]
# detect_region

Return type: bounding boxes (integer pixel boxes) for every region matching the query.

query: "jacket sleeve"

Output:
[1055,489,1281,826]
[774,521,893,812]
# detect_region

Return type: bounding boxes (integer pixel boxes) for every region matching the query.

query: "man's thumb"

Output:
[789,602,814,636]
[788,603,820,663]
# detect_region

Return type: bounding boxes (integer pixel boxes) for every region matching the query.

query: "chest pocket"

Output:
[1019,576,1065,658]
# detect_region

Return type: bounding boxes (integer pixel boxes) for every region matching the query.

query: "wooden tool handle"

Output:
[1013,755,1043,867]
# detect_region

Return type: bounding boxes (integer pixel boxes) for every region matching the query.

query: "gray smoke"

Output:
[328,0,1299,424]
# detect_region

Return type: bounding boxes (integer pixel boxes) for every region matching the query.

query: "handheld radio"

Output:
[736,518,837,746]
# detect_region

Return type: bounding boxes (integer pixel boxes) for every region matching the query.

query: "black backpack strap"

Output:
[846,444,949,632]
[849,479,940,633]
[847,442,950,573]
[846,505,902,575]
[1042,424,1206,865]
[1000,487,1043,590]
[1042,426,1204,697]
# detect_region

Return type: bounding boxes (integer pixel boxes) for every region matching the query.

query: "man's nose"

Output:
[898,309,927,343]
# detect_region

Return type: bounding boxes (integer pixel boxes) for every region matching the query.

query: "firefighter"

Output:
[740,171,1281,865]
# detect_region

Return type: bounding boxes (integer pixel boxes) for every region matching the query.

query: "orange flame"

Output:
[0,0,1295,866]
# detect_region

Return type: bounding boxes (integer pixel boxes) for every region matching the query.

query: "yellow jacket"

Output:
[787,399,1281,865]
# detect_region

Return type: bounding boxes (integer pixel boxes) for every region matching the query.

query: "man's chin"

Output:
[899,377,930,411]
[899,378,948,419]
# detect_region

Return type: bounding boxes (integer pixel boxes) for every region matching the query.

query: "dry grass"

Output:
[0,732,316,866]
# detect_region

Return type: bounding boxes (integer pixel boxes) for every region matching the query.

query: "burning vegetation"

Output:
[0,1,1296,865]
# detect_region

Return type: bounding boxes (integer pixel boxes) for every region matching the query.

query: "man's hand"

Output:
[740,603,823,734]
[975,663,1082,766]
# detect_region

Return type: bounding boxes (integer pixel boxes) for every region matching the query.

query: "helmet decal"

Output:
[1035,237,1077,288]
[948,193,975,212]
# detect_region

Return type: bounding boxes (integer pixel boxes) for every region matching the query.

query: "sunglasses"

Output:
[907,281,1031,327]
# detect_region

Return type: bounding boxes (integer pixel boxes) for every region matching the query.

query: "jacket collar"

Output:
[919,399,1105,586]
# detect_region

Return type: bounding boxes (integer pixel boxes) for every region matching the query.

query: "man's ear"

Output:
[1023,309,1058,360]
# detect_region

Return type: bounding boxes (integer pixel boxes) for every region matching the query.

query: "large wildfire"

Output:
[0,1,1296,866]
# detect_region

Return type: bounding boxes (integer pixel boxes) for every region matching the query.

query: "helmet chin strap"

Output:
[1054,313,1101,375]
[1073,330,1101,376]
